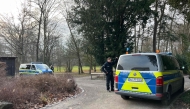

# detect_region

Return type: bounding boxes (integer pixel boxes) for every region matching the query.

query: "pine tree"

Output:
[70,0,154,64]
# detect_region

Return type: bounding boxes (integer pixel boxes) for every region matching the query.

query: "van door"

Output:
[161,55,183,94]
[30,65,38,75]
[19,64,31,75]
[116,54,158,95]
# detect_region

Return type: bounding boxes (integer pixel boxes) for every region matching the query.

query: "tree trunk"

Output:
[78,60,81,74]
[169,9,176,53]
[153,20,158,52]
[165,40,169,52]
[36,12,42,62]
[89,55,92,74]
[157,22,162,50]
[79,56,83,73]
[137,34,140,52]
[134,25,137,53]
[66,18,84,74]
[94,64,96,72]
[153,0,166,52]
[141,40,144,52]
[43,0,48,64]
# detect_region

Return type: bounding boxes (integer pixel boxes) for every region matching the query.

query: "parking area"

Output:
[45,75,190,109]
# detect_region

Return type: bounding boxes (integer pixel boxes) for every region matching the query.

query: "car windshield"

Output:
[117,55,158,71]
[35,64,50,70]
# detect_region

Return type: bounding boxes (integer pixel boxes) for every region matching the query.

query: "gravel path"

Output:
[44,75,190,109]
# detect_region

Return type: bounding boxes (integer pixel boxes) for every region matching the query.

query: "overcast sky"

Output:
[0,0,23,16]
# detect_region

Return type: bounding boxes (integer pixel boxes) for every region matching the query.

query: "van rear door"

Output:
[116,54,158,94]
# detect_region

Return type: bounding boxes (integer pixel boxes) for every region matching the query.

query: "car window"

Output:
[161,56,179,70]
[117,55,158,71]
[31,65,36,70]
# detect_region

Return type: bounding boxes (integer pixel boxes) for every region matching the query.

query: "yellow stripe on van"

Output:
[115,70,120,76]
[154,71,182,84]
[162,70,178,75]
[164,77,181,85]
[153,72,163,78]
[121,70,152,93]
[154,71,180,78]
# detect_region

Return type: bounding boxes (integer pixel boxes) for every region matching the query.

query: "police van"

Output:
[19,62,53,76]
[114,53,184,105]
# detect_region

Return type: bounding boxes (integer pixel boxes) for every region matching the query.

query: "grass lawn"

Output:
[171,90,190,108]
[181,91,190,102]
[55,72,91,78]
[54,66,101,73]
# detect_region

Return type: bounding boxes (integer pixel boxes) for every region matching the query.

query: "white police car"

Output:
[19,62,53,76]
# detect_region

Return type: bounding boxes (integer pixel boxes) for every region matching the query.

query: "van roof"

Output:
[31,62,43,64]
[121,53,157,56]
[120,52,172,56]
[20,62,44,65]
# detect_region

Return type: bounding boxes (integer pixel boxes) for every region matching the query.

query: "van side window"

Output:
[20,64,27,69]
[161,56,179,70]
[31,65,36,70]
[26,65,31,69]
[173,58,180,69]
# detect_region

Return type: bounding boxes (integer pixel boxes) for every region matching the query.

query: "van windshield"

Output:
[35,64,50,70]
[117,55,158,71]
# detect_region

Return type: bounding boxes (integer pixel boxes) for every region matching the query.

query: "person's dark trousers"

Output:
[106,74,114,91]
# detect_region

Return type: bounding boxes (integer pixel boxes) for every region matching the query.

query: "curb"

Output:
[0,102,13,109]
[169,88,190,107]
[41,87,85,109]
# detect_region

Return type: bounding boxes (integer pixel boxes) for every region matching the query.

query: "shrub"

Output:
[175,54,189,74]
[0,74,78,109]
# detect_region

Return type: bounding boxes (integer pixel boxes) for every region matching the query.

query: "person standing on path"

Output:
[50,65,54,72]
[101,57,118,92]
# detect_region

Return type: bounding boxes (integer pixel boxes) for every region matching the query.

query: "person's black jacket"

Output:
[101,58,118,75]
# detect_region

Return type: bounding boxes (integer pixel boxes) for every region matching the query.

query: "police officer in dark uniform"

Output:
[101,57,118,92]
[50,65,54,72]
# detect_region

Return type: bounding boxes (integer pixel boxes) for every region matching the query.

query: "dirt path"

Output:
[44,75,190,109]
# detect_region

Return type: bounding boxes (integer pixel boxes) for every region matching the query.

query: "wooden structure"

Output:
[0,57,17,76]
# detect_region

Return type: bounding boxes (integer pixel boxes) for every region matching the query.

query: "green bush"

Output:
[175,54,189,74]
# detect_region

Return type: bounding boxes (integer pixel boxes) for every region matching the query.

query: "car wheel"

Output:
[162,88,171,105]
[121,95,129,100]
[20,74,23,77]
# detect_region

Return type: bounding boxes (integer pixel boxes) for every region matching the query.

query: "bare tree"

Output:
[27,0,44,61]
[27,0,62,64]
[0,3,35,63]
[61,0,84,74]
[152,0,167,52]
[64,39,76,72]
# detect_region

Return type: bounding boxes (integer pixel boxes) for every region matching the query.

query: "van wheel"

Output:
[162,88,171,105]
[121,95,129,100]
[179,80,184,93]
[20,74,23,77]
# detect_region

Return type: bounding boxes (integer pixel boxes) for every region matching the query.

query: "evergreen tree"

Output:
[70,0,154,64]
